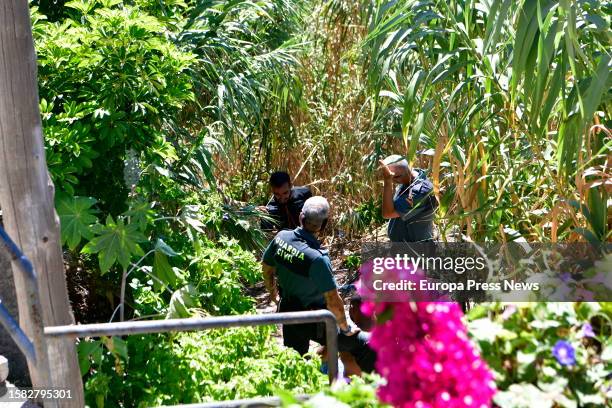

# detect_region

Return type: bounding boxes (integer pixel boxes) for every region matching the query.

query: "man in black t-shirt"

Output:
[259,171,312,231]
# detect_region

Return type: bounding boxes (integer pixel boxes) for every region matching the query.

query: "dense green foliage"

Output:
[360,0,611,241]
[26,0,610,406]
[31,1,325,406]
[80,328,326,407]
[36,3,195,213]
[279,374,389,407]
[468,302,611,407]
[32,0,303,304]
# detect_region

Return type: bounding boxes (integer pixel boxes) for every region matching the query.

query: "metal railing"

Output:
[45,311,339,385]
[159,395,310,408]
[0,226,55,406]
[0,225,339,407]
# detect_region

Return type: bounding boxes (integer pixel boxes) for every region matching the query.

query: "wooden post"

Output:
[0,2,84,406]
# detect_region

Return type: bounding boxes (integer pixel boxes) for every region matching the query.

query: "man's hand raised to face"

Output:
[378,159,395,181]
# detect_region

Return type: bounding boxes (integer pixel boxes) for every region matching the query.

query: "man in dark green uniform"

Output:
[261,196,376,373]
[379,155,438,242]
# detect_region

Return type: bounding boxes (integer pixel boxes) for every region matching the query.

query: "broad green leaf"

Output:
[65,0,95,14]
[539,60,565,133]
[407,109,426,163]
[183,216,205,233]
[580,54,611,131]
[99,0,122,9]
[484,0,512,53]
[522,35,539,108]
[511,0,539,99]
[402,71,426,133]
[466,304,488,320]
[153,250,177,289]
[167,285,199,318]
[572,228,603,248]
[530,16,559,129]
[56,196,99,250]
[154,165,171,177]
[77,339,102,376]
[123,200,154,231]
[586,187,607,240]
[155,238,179,257]
[82,216,146,274]
[556,113,581,173]
[110,337,128,361]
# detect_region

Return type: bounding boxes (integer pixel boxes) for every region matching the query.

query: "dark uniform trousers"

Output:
[278,296,377,373]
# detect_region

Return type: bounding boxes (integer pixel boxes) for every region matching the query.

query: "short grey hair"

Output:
[301,196,330,229]
[382,154,409,170]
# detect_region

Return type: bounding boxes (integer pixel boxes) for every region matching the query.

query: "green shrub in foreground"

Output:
[83,326,327,407]
[467,302,611,408]
[278,374,389,408]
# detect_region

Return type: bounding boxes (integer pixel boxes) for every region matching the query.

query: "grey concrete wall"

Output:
[0,217,31,386]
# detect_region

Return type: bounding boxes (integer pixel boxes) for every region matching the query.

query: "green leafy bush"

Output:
[187,237,262,315]
[278,374,389,408]
[34,1,195,212]
[467,302,612,408]
[81,327,327,407]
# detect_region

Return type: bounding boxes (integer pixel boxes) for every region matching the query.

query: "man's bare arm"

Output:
[324,289,358,335]
[262,262,279,304]
[379,160,400,219]
[382,178,400,219]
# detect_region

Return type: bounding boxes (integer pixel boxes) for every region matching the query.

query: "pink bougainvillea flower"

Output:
[367,301,497,408]
[357,252,496,407]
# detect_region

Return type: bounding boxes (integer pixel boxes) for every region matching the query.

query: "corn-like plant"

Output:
[361,0,610,241]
